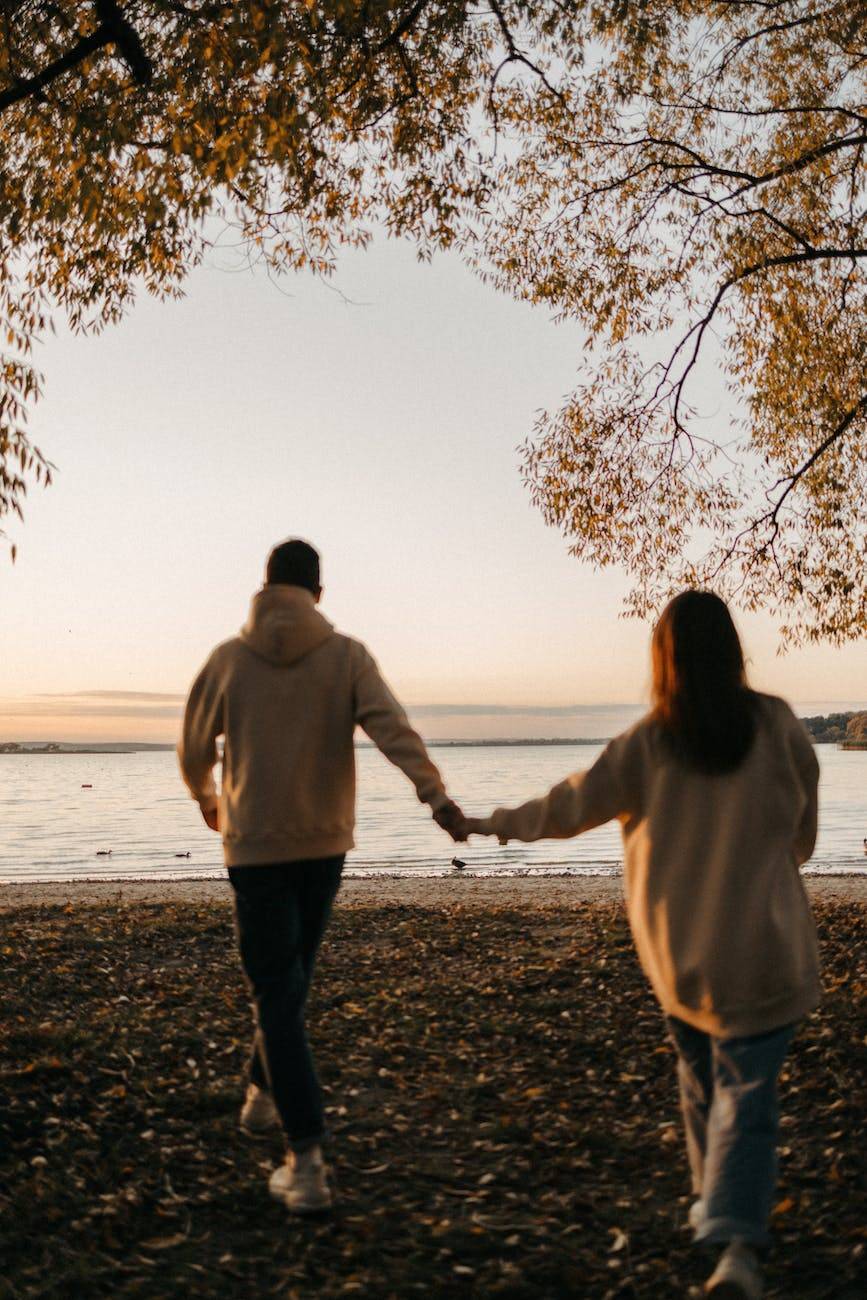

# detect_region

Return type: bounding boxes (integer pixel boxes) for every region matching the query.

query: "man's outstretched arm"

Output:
[178,656,223,830]
[352,643,460,824]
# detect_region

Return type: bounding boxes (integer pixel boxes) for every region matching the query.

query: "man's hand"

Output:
[201,804,220,833]
[433,799,469,842]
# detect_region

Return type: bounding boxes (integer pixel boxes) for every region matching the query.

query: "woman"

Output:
[466,591,820,1299]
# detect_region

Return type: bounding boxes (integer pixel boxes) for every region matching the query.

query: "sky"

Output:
[1,237,865,742]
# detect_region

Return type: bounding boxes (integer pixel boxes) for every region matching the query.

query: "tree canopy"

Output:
[1,2,865,642]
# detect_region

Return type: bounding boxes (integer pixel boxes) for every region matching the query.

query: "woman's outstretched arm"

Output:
[469,737,636,844]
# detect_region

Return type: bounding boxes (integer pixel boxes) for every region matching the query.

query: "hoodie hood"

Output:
[240,585,334,667]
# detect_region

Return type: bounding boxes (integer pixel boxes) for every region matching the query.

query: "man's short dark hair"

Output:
[266,539,321,593]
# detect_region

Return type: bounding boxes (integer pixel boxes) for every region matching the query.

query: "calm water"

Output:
[0,744,865,883]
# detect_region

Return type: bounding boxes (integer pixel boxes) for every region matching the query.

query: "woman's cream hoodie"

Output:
[178,586,448,866]
[479,694,821,1037]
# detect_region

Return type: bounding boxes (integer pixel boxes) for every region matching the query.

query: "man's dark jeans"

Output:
[228,856,344,1151]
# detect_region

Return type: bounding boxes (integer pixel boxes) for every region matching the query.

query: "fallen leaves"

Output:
[0,897,864,1298]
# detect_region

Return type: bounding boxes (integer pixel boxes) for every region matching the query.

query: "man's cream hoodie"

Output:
[478,693,821,1038]
[178,585,448,866]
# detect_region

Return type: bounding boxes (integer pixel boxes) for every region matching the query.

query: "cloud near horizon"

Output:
[37,690,187,704]
[3,691,861,746]
[6,691,636,719]
[0,691,187,738]
[52,691,640,714]
[0,690,644,744]
[402,703,637,716]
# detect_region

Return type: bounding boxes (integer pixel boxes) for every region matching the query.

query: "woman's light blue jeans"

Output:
[667,1016,798,1247]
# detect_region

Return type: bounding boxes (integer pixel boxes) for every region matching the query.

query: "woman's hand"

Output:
[464,817,494,837]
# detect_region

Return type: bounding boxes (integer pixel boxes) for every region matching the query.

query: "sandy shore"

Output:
[1,872,864,911]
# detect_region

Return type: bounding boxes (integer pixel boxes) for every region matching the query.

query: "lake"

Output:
[0,744,865,883]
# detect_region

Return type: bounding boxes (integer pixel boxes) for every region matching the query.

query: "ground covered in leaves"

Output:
[1,896,864,1299]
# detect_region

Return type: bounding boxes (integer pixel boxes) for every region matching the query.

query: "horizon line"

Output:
[2,701,865,751]
[6,692,867,716]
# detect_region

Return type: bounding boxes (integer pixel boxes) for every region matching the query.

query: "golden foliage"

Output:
[478,1,867,642]
[1,3,866,640]
[0,0,503,542]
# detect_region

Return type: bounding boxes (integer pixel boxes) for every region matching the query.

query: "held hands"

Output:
[433,800,496,843]
[433,799,469,842]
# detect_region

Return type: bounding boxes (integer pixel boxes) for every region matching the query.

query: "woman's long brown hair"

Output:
[650,590,757,773]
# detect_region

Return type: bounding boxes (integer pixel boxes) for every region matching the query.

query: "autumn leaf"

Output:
[0,893,864,1297]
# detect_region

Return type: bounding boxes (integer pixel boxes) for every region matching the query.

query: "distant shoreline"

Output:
[2,707,866,754]
[0,739,614,755]
[0,743,173,755]
[0,748,129,756]
[428,738,610,747]
[0,735,863,753]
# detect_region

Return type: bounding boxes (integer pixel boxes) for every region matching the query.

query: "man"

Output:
[178,538,463,1213]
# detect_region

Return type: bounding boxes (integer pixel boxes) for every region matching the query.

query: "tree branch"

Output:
[766,394,867,527]
[375,0,430,54]
[709,393,867,584]
[0,1,151,116]
[671,246,867,429]
[0,28,110,112]
[95,0,152,84]
[487,0,563,101]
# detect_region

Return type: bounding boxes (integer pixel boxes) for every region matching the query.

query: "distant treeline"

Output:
[800,711,867,746]
[0,742,66,754]
[424,738,606,748]
[0,742,108,755]
[3,719,866,755]
[0,742,171,754]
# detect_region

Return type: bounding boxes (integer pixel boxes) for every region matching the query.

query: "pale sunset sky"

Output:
[1,238,865,742]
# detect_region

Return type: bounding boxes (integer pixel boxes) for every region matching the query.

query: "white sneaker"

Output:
[268,1146,332,1214]
[705,1240,763,1298]
[689,1198,707,1231]
[239,1084,281,1136]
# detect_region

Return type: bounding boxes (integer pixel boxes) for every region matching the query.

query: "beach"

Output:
[1,874,864,1299]
[2,871,865,911]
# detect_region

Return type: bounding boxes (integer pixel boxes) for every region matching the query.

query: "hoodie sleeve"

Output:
[178,653,224,813]
[479,731,638,844]
[785,706,820,866]
[352,644,448,811]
